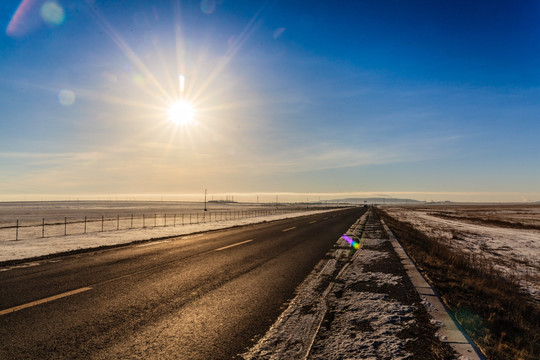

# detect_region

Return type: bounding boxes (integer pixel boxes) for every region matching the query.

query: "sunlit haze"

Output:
[1,1,539,202]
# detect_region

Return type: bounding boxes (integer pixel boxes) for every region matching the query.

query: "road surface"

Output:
[0,207,366,359]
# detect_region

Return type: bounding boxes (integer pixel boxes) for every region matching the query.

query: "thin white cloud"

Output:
[0,152,97,161]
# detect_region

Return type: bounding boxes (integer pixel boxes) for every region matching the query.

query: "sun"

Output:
[168,100,195,125]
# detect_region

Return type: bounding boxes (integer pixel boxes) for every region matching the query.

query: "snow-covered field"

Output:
[0,201,326,241]
[0,201,284,225]
[0,201,342,263]
[383,205,540,301]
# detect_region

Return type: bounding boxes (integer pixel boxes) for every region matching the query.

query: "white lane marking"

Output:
[323,217,329,220]
[282,226,297,232]
[0,287,92,316]
[136,240,171,248]
[0,262,41,272]
[180,234,205,240]
[309,220,317,224]
[214,239,253,251]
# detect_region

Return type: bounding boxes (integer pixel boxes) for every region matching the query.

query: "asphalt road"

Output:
[0,207,366,359]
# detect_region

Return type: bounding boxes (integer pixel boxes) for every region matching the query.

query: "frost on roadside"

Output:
[309,290,415,360]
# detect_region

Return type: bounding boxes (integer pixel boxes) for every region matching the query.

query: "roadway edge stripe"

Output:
[214,239,253,251]
[0,287,92,316]
[282,226,297,232]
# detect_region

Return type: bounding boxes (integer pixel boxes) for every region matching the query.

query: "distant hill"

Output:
[326,197,422,204]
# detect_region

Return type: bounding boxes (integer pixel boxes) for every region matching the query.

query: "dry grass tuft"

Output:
[377,208,540,360]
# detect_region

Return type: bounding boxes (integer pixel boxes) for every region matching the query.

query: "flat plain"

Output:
[384,204,540,301]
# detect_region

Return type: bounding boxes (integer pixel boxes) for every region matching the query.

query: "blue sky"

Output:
[1,0,539,202]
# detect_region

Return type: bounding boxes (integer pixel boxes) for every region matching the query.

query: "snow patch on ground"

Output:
[310,290,415,360]
[354,248,388,263]
[385,207,540,301]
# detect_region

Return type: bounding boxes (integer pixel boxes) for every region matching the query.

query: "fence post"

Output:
[182,213,184,226]
[101,216,104,232]
[197,213,199,224]
[143,214,145,228]
[117,215,119,230]
[164,214,167,227]
[84,216,87,234]
[64,217,67,236]
[190,213,192,225]
[154,214,156,227]
[174,214,176,227]
[42,218,45,238]
[131,214,133,229]
[16,219,19,241]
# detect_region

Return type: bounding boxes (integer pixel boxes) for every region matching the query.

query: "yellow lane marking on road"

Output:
[0,287,92,316]
[309,220,317,224]
[215,239,253,251]
[282,226,297,232]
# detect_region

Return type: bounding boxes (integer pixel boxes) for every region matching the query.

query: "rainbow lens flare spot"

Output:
[342,234,360,250]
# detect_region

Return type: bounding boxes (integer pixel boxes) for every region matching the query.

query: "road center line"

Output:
[282,226,297,232]
[308,220,317,224]
[0,287,92,316]
[214,239,253,251]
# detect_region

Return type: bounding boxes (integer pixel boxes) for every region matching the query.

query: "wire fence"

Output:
[0,208,294,241]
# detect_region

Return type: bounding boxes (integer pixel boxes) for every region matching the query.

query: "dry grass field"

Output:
[378,205,540,360]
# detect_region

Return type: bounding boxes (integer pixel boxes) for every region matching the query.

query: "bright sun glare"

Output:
[168,100,195,125]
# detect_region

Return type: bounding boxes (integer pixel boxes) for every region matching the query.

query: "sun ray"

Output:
[84,3,173,104]
[191,6,266,101]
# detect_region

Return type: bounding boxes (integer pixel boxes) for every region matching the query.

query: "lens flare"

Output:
[40,1,65,26]
[179,74,185,92]
[58,89,76,106]
[342,234,361,250]
[273,27,286,39]
[200,0,216,14]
